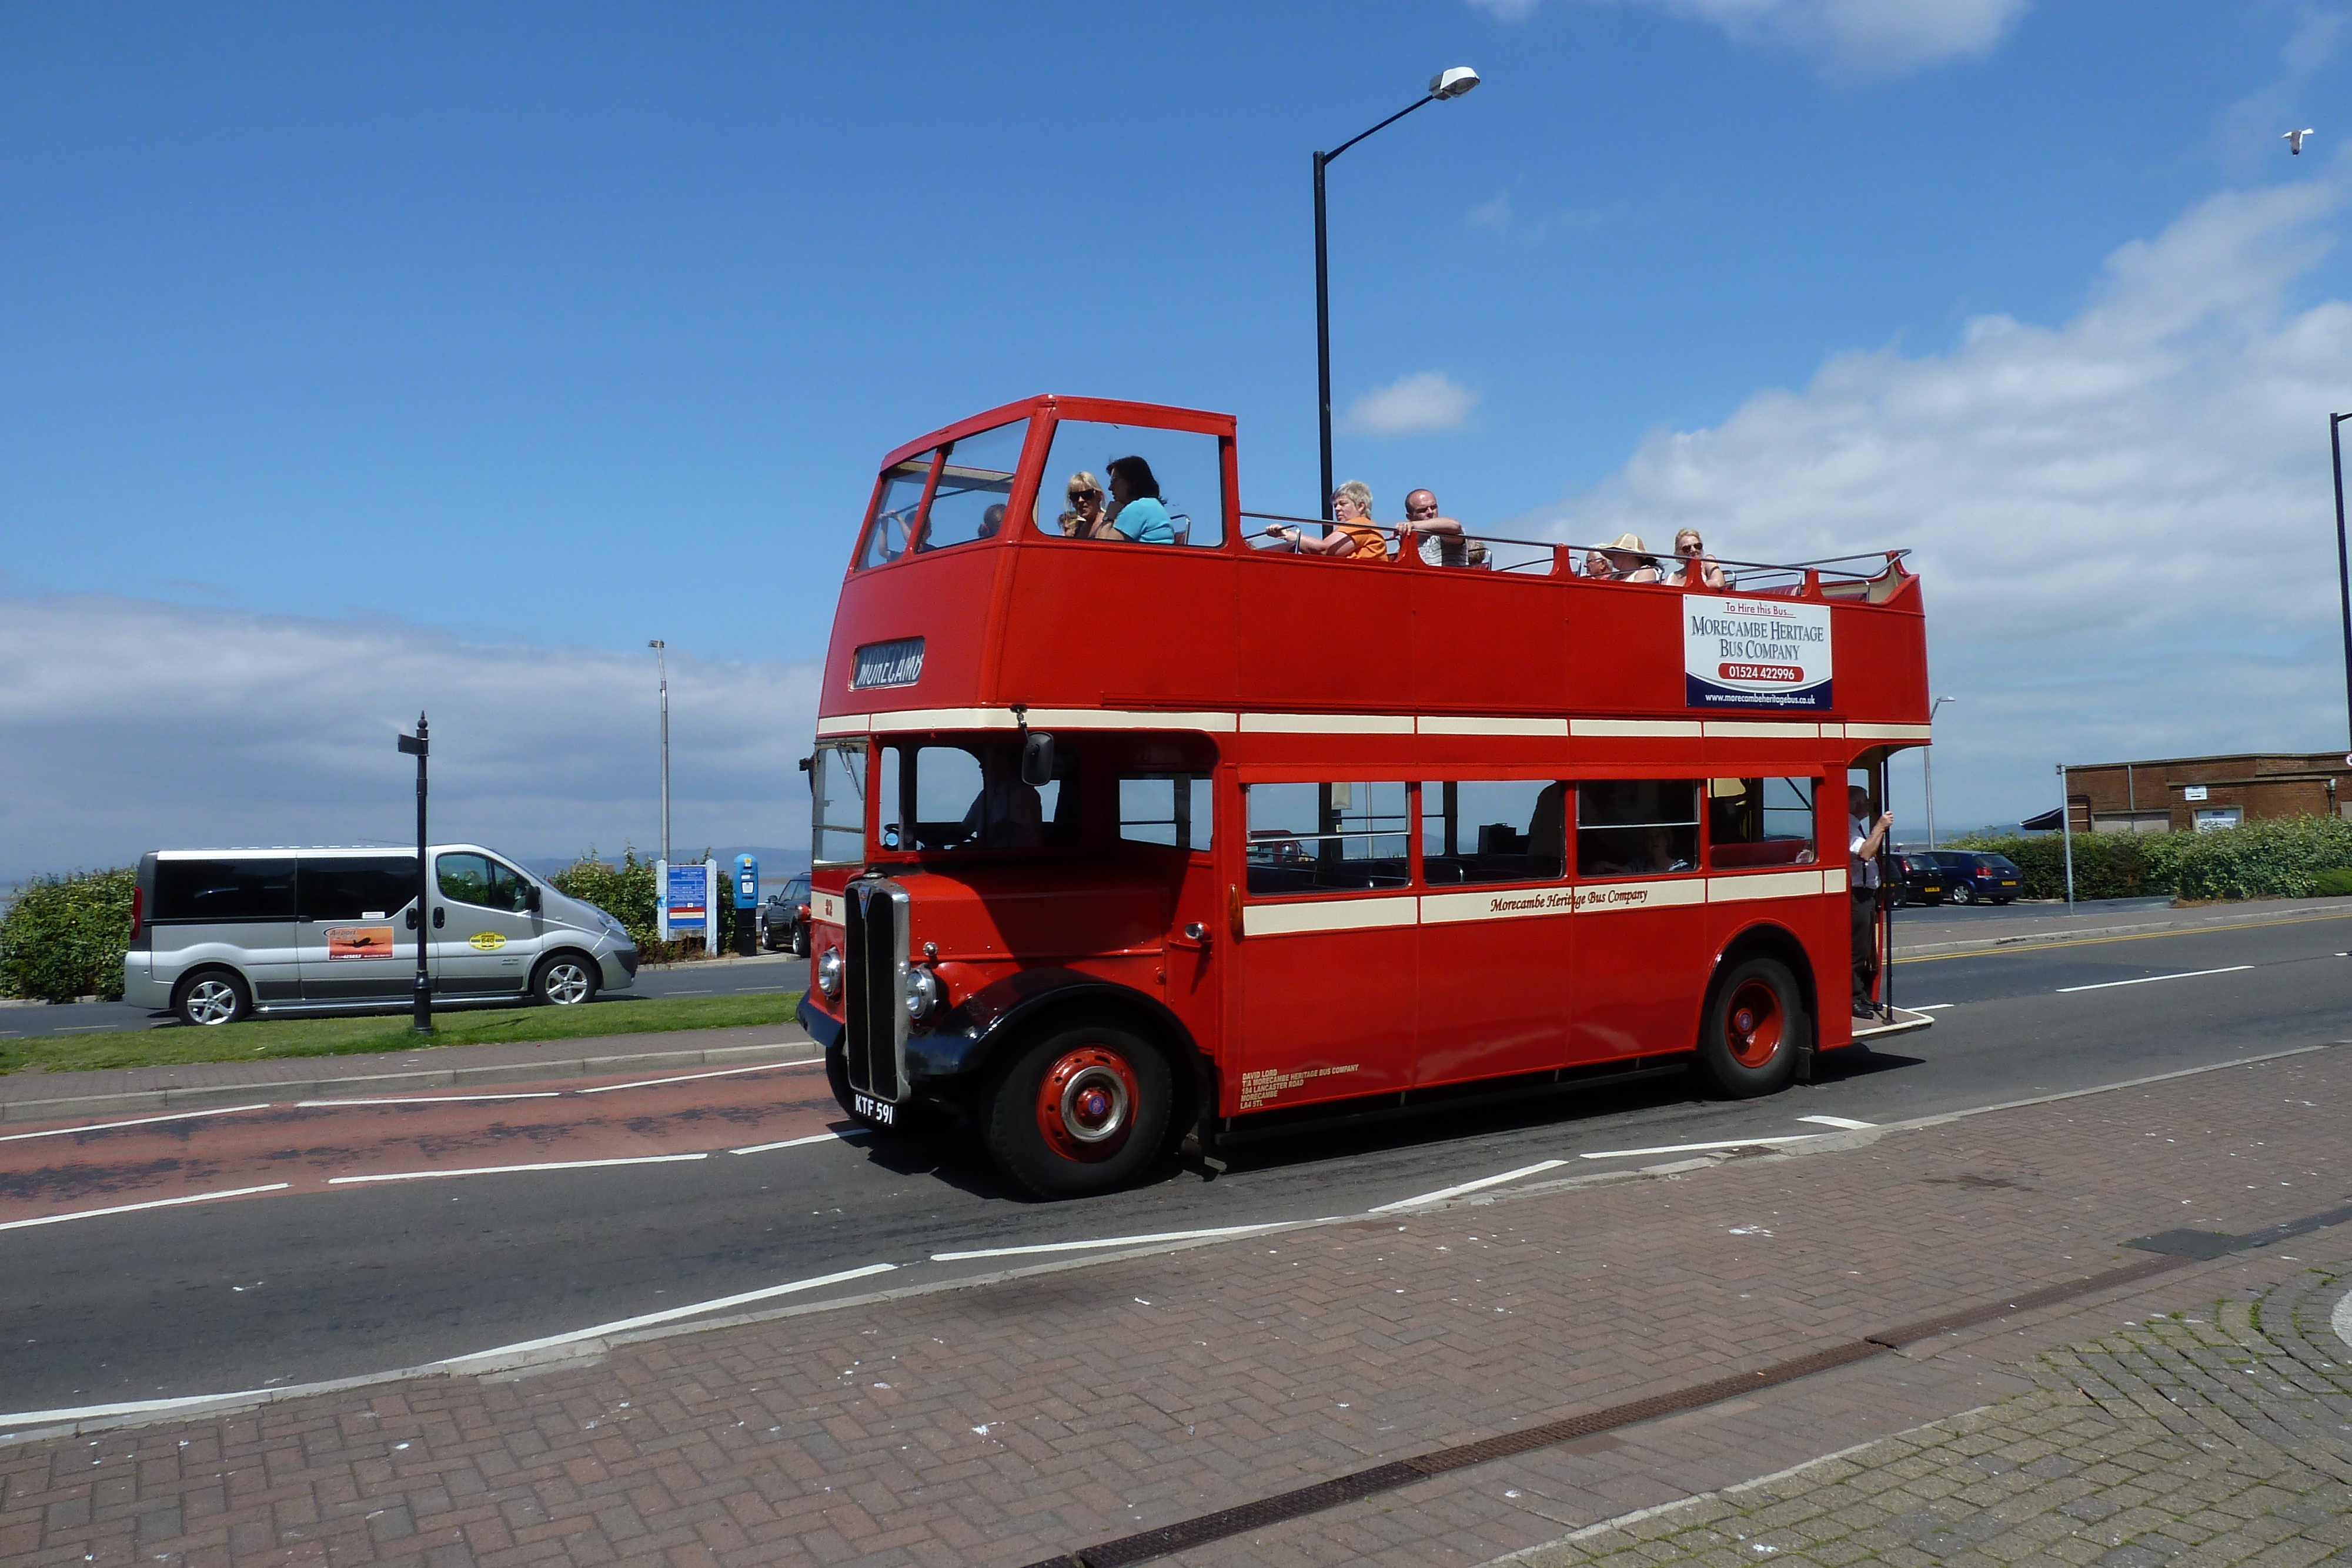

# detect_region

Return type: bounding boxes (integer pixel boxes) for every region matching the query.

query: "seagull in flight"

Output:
[2285,128,2313,155]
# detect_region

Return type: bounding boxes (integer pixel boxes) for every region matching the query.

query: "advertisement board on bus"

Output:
[1684,597,1833,711]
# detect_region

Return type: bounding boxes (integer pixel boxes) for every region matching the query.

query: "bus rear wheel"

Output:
[1698,957,1808,1098]
[982,1019,1173,1199]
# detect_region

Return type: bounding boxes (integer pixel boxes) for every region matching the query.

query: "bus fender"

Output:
[796,994,844,1051]
[1706,921,1820,1078]
[905,967,1198,1089]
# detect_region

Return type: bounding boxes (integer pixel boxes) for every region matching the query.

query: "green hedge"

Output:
[0,867,137,1002]
[1947,814,2352,901]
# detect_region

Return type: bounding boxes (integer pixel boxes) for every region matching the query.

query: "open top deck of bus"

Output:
[818,396,1929,741]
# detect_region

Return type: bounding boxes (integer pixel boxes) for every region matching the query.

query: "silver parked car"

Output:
[123,845,639,1027]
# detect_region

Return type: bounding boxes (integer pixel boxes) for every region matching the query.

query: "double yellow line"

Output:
[1895,908,2352,965]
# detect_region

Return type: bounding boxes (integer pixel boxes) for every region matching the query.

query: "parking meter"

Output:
[733,854,759,956]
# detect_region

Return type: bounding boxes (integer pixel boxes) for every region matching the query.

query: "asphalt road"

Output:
[0,951,810,1041]
[3,910,2345,1419]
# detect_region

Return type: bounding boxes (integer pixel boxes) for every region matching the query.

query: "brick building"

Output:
[2046,751,2352,834]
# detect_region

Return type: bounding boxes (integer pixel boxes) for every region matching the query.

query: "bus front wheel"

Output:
[1698,957,1808,1098]
[982,1019,1174,1199]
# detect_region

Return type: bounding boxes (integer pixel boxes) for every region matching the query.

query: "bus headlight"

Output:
[816,948,842,1001]
[906,964,941,1023]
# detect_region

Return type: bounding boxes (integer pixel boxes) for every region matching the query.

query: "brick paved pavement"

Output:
[1492,1266,2352,1568]
[3,1046,2350,1567]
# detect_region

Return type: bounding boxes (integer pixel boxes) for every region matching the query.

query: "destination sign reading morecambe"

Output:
[1683,598,1832,711]
[851,637,926,690]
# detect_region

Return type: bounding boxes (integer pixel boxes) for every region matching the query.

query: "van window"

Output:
[153,858,295,922]
[1705,777,1819,870]
[437,854,533,912]
[1420,780,1568,886]
[1120,774,1213,852]
[1244,781,1409,894]
[1577,781,1700,878]
[299,858,420,920]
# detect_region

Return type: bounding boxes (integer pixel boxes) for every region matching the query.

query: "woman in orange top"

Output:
[1264,480,1389,560]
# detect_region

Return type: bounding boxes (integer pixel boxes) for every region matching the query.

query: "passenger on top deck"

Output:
[977,503,1006,540]
[1057,472,1106,537]
[1663,527,1728,589]
[1601,533,1663,583]
[1402,488,1468,566]
[1582,549,1612,579]
[1266,481,1388,560]
[1102,456,1179,544]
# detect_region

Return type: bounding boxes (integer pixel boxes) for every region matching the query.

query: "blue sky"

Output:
[5,2,2351,870]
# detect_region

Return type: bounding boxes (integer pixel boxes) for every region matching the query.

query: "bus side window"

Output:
[1576,781,1701,878]
[1244,782,1408,894]
[1033,419,1228,547]
[1419,780,1568,885]
[1706,777,1819,870]
[1120,774,1214,852]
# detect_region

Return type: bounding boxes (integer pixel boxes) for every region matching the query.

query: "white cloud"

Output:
[1541,159,2352,827]
[1343,372,1481,437]
[1486,0,2029,76]
[0,597,820,880]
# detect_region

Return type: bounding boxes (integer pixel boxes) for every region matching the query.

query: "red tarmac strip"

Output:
[0,1061,848,1227]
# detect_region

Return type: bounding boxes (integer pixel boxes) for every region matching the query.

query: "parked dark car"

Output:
[759,872,812,954]
[1928,850,2022,904]
[1893,852,1946,907]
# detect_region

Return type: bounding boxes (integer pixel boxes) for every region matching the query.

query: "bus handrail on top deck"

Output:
[1237,511,1909,590]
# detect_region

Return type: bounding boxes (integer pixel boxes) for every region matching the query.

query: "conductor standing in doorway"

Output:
[1848,785,1894,1019]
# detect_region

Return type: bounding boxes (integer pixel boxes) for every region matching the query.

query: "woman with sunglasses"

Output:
[1666,527,1728,590]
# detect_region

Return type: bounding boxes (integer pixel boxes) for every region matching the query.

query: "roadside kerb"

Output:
[0,1028,817,1125]
[1893,895,2352,959]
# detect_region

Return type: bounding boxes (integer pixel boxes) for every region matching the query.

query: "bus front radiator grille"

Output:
[843,879,906,1101]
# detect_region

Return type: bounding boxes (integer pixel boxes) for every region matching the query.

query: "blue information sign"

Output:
[664,863,710,931]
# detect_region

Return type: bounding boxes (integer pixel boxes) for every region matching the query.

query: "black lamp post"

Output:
[1314,66,1480,520]
[397,713,433,1035]
[2333,413,2352,751]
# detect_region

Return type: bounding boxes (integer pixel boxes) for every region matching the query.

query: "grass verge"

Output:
[0,991,804,1076]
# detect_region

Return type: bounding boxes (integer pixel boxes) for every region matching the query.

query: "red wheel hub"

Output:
[1035,1045,1140,1162]
[1724,979,1784,1069]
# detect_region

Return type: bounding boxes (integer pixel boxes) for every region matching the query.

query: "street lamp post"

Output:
[2331,414,2352,750]
[396,713,433,1035]
[1924,695,1956,848]
[1314,66,1480,520]
[648,640,670,868]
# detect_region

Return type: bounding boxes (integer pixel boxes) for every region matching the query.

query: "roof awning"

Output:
[2018,807,2064,831]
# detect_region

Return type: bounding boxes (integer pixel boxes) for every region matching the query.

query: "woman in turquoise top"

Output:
[1103,456,1178,544]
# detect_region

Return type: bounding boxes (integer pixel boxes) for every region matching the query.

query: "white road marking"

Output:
[0,1183,290,1232]
[292,1092,562,1108]
[1370,1159,1569,1213]
[51,1025,123,1034]
[1913,1003,1956,1011]
[442,1262,898,1363]
[730,1131,865,1154]
[1578,1134,1825,1160]
[1796,1115,1876,1130]
[2332,1285,2352,1354]
[0,1104,276,1144]
[2056,965,2254,994]
[328,1152,708,1185]
[0,1386,288,1430]
[575,1060,816,1095]
[931,1222,1298,1262]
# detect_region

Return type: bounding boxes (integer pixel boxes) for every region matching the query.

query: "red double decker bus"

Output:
[797,396,1932,1197]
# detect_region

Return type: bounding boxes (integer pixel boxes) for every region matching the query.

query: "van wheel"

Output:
[175,969,251,1028]
[532,953,598,1006]
[982,1018,1174,1199]
[1697,957,1808,1098]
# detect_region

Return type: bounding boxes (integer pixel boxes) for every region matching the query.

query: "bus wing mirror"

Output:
[1020,731,1056,787]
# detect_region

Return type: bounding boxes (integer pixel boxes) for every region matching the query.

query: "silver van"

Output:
[122,845,639,1026]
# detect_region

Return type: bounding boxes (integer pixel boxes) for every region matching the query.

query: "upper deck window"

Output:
[1035,420,1225,547]
[856,420,1031,569]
